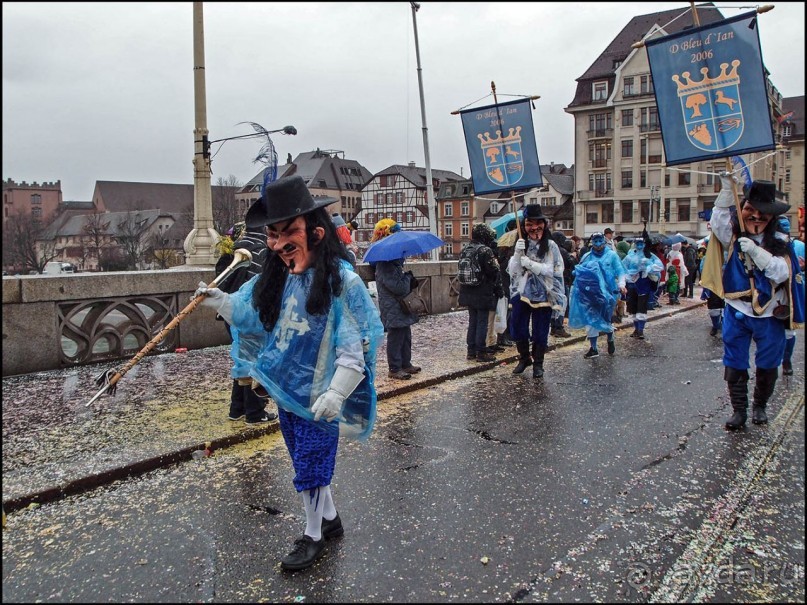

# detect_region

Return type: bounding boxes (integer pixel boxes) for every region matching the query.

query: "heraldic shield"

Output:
[478,126,525,188]
[675,59,745,153]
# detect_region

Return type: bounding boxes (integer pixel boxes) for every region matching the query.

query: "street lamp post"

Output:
[410,2,439,261]
[184,1,217,266]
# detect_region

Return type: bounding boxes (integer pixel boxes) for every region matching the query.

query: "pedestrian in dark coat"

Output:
[371,219,421,380]
[459,223,503,362]
[214,213,276,424]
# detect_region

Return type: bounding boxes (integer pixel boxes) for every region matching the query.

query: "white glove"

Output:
[311,365,364,422]
[520,255,553,276]
[714,173,737,208]
[194,281,233,323]
[513,239,526,258]
[737,237,773,270]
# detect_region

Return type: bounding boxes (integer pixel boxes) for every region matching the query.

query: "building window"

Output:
[32,206,42,218]
[374,193,383,204]
[444,203,453,217]
[621,109,633,127]
[678,171,691,186]
[640,170,647,188]
[586,211,599,224]
[640,75,654,95]
[665,172,671,187]
[461,222,469,237]
[31,194,42,205]
[444,223,453,237]
[461,201,469,216]
[782,124,792,137]
[640,106,660,131]
[406,211,414,223]
[621,201,634,223]
[386,193,393,204]
[593,81,608,101]
[621,170,633,188]
[589,113,613,134]
[395,191,404,203]
[785,168,791,184]
[677,200,690,222]
[602,202,614,223]
[621,139,633,158]
[623,76,636,97]
[380,175,394,187]
[639,200,650,222]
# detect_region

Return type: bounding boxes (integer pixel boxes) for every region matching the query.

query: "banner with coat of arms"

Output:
[460,98,542,195]
[645,11,775,166]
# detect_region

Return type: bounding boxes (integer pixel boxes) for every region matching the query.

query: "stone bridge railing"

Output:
[2,261,460,376]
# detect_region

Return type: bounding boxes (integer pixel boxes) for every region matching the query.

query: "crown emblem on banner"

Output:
[477,126,522,146]
[672,60,741,96]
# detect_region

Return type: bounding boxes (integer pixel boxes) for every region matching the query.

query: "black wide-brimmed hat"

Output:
[245,198,269,229]
[522,204,547,222]
[244,175,333,228]
[743,180,790,216]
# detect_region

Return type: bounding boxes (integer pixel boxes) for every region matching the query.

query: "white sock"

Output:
[302,488,324,541]
[322,485,337,521]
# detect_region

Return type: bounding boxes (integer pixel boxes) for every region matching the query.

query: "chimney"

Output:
[408,161,416,168]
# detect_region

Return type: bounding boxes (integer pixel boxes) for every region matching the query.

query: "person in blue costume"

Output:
[195,175,384,571]
[569,232,627,358]
[621,229,663,340]
[710,175,803,430]
[777,215,805,376]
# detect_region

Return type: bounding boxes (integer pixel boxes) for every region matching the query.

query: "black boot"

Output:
[532,343,545,379]
[512,341,532,375]
[752,367,777,425]
[724,367,749,430]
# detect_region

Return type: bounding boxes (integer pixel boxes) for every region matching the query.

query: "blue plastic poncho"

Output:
[622,249,663,296]
[229,262,384,441]
[568,249,625,333]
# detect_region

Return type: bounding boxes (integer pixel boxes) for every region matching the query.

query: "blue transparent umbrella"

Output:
[363,230,443,263]
[491,210,523,237]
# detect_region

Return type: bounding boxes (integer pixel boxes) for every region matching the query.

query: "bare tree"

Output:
[147,230,179,270]
[2,212,59,273]
[81,211,112,271]
[114,211,152,270]
[213,174,243,233]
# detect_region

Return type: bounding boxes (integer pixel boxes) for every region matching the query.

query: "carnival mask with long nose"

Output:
[266,216,324,274]
[741,200,772,236]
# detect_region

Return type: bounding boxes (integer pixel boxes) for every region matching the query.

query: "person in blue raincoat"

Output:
[622,230,663,340]
[195,175,384,571]
[710,175,803,430]
[569,232,627,358]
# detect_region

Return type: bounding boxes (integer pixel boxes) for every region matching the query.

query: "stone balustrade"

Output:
[2,261,460,376]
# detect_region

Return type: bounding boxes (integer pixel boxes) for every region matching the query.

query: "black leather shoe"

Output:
[402,365,422,374]
[476,352,496,363]
[322,514,344,540]
[782,361,793,376]
[280,535,326,571]
[751,406,768,425]
[607,340,616,355]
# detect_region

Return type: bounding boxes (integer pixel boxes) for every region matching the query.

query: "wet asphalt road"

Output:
[2,309,804,603]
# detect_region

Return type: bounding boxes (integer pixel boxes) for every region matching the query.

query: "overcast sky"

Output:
[3,2,805,201]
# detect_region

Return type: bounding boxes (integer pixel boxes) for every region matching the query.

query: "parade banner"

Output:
[645,11,775,166]
[460,98,542,195]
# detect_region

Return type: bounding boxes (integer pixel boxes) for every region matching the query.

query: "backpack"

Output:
[457,244,483,286]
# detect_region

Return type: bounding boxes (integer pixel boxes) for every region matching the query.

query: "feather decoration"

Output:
[238,121,278,198]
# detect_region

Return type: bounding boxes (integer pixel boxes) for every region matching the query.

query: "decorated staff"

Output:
[84,249,253,406]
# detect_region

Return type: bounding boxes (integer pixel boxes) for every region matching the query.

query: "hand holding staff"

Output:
[84,249,253,406]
